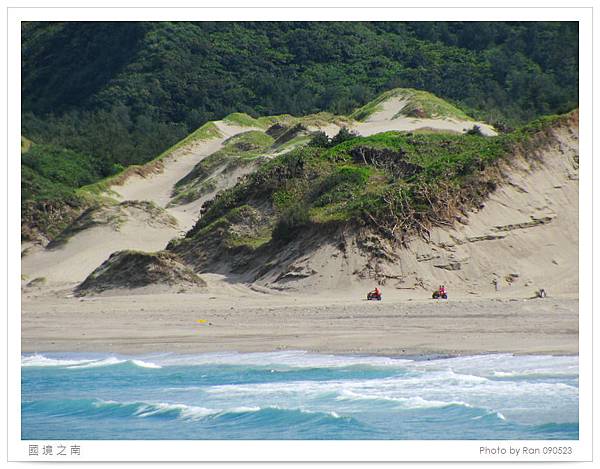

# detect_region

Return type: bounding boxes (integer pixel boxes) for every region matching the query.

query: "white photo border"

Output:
[4,1,595,463]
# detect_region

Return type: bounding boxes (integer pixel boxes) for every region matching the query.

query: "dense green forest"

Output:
[21,21,578,241]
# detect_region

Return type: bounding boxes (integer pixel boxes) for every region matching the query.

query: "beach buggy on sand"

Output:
[367,287,382,301]
[432,285,448,299]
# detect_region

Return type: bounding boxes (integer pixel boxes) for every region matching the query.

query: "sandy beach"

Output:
[21,285,578,356]
[20,95,579,359]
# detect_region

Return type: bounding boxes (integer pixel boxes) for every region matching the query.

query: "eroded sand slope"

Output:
[254,122,578,299]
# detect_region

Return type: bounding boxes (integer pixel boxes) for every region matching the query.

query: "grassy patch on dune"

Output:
[153,121,224,162]
[178,131,274,186]
[169,179,218,206]
[223,112,266,129]
[223,130,274,150]
[187,111,571,246]
[180,204,272,251]
[22,143,105,189]
[273,135,311,152]
[227,230,272,250]
[324,130,509,170]
[21,163,96,241]
[186,121,224,141]
[255,112,351,134]
[350,88,398,121]
[396,89,473,121]
[297,112,353,128]
[170,131,275,206]
[351,88,472,122]
[256,114,298,128]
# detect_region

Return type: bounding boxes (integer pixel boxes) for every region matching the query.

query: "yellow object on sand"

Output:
[196,319,207,324]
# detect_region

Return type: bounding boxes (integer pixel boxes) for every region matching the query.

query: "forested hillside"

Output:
[22,21,577,171]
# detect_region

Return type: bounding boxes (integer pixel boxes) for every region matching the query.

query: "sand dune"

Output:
[112,121,252,231]
[21,122,253,286]
[312,97,495,138]
[21,202,178,284]
[252,123,578,299]
[409,127,578,297]
[356,97,496,136]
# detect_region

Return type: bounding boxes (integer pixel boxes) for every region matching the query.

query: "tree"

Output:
[308,131,330,148]
[330,127,358,147]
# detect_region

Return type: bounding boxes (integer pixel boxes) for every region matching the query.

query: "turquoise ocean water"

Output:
[22,351,578,440]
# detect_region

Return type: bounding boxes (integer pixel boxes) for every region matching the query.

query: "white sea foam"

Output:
[492,369,578,378]
[90,400,344,422]
[130,359,162,369]
[336,390,471,409]
[21,354,162,369]
[21,354,97,367]
[412,354,579,380]
[22,352,579,381]
[256,405,343,419]
[206,373,577,399]
[152,350,413,369]
[92,399,119,407]
[200,368,577,428]
[227,406,262,414]
[133,402,215,420]
[68,357,126,369]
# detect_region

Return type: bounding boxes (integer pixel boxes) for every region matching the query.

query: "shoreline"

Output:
[21,289,579,357]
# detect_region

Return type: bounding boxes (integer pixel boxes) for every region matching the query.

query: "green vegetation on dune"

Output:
[170,130,275,206]
[396,89,473,121]
[183,112,572,251]
[181,121,223,143]
[22,164,75,204]
[179,131,274,185]
[169,204,272,258]
[205,205,271,248]
[350,89,400,121]
[223,130,274,150]
[351,88,472,122]
[75,249,205,295]
[168,180,218,207]
[257,112,347,132]
[223,113,266,129]
[256,114,297,128]
[21,141,106,241]
[274,135,312,152]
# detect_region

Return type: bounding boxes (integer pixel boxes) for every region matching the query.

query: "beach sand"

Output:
[21,285,578,356]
